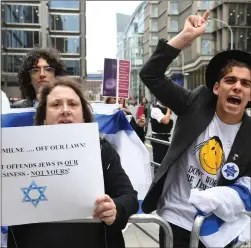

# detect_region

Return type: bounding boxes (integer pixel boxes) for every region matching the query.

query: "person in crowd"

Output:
[150,101,173,175]
[140,9,251,248]
[105,97,116,104]
[12,47,66,108]
[136,97,148,119]
[136,97,149,135]
[105,97,146,143]
[8,76,139,248]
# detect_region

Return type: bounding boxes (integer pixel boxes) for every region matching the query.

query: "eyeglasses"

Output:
[30,66,55,77]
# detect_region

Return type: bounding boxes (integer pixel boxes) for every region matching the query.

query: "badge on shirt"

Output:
[221,162,239,180]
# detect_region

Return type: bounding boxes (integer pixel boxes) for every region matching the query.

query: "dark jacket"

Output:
[130,117,145,143]
[139,40,251,214]
[8,139,139,248]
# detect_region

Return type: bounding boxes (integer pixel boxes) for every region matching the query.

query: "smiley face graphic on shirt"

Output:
[193,136,225,175]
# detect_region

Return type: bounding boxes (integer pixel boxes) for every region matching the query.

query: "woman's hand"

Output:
[93,194,117,225]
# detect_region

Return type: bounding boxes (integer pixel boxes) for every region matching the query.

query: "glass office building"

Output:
[1,0,86,99]
[119,2,147,103]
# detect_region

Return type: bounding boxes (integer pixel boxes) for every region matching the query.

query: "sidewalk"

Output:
[124,223,159,247]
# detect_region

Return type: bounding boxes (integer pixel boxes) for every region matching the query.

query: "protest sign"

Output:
[102,58,131,99]
[1,123,104,226]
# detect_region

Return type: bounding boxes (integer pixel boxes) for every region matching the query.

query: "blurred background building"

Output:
[116,2,147,104]
[116,0,251,103]
[1,0,86,100]
[116,13,131,59]
[83,72,103,102]
[157,0,251,89]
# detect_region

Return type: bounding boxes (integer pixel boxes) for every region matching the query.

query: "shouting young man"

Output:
[140,9,251,248]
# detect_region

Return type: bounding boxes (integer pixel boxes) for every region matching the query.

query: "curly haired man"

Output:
[12,47,67,108]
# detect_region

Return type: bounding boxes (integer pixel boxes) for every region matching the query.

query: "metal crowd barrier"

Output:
[65,214,173,248]
[146,136,171,146]
[145,135,169,170]
[128,214,173,248]
[190,214,251,248]
[189,214,211,248]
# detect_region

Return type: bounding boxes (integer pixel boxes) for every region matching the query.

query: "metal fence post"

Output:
[189,214,211,248]
[63,214,173,248]
[128,214,173,248]
[189,213,251,248]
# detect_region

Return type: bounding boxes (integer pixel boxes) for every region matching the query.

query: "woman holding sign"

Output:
[7,76,139,248]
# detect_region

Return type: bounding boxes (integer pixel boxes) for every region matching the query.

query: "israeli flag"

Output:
[1,104,152,247]
[189,181,251,247]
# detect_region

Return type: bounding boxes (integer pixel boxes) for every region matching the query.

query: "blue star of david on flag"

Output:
[21,181,47,207]
[224,165,238,178]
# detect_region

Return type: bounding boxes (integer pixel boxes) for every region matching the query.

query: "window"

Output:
[138,36,143,46]
[2,4,39,24]
[138,13,144,26]
[205,19,212,32]
[134,23,138,33]
[50,14,79,32]
[151,35,158,45]
[51,37,80,54]
[201,1,211,10]
[247,31,251,52]
[49,1,79,9]
[151,20,158,32]
[2,30,39,48]
[138,22,144,34]
[237,29,245,50]
[169,2,178,14]
[247,4,251,26]
[151,5,158,17]
[63,60,81,76]
[2,55,25,73]
[228,3,237,25]
[201,40,211,55]
[237,3,245,25]
[132,58,143,66]
[169,18,179,32]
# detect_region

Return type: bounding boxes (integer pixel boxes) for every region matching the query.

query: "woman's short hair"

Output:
[105,97,114,104]
[34,76,93,125]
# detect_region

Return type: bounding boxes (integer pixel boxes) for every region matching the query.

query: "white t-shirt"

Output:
[151,107,165,123]
[157,113,241,231]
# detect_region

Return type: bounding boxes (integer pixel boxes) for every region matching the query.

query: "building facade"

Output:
[1,0,86,100]
[116,2,147,104]
[156,0,251,89]
[116,13,131,59]
[83,73,103,102]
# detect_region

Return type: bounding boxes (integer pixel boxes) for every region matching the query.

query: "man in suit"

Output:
[12,47,66,108]
[140,9,251,248]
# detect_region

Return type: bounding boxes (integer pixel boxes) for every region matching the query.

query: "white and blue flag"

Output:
[189,178,251,247]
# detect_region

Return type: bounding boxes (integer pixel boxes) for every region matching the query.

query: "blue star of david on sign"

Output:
[21,181,47,207]
[224,165,238,178]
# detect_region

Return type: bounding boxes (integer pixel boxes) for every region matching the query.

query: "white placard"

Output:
[1,123,104,226]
